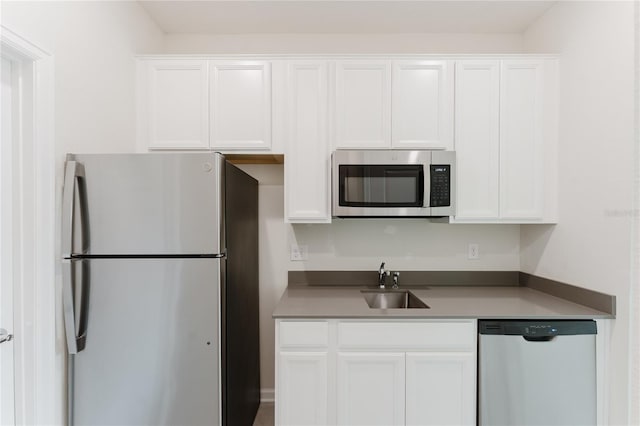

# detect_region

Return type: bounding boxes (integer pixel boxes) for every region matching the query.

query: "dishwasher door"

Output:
[479,320,597,426]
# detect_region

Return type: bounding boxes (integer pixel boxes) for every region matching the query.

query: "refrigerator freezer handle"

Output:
[61,160,86,259]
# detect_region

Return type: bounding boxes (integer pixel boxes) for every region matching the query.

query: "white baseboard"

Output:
[260,388,275,403]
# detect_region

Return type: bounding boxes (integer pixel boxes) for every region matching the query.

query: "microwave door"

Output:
[381,169,423,206]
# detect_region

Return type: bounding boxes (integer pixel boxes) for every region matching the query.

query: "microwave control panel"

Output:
[430,165,451,207]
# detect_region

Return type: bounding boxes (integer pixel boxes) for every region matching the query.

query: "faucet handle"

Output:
[392,272,400,289]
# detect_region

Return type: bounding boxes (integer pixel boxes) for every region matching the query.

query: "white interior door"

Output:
[0,54,16,426]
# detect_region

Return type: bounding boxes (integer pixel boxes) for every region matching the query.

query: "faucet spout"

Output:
[378,262,387,289]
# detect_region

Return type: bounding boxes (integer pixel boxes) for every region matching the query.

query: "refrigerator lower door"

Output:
[69,258,221,426]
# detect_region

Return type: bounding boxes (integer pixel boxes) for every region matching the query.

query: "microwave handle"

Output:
[423,165,431,208]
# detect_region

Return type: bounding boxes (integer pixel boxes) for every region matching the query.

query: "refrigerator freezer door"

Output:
[69,258,221,426]
[65,153,224,256]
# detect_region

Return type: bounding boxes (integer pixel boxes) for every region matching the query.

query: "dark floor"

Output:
[252,402,274,426]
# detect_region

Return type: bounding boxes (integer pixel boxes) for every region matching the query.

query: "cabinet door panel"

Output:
[392,61,453,149]
[278,352,328,426]
[337,352,405,426]
[454,61,500,220]
[500,60,544,219]
[285,62,331,223]
[147,60,209,149]
[210,61,271,150]
[335,61,391,149]
[406,352,476,426]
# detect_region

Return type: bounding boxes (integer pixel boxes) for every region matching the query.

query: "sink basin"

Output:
[361,290,430,309]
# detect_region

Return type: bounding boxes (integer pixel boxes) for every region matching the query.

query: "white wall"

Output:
[165,33,523,54]
[1,2,165,423]
[288,222,519,271]
[521,2,635,424]
[2,1,165,161]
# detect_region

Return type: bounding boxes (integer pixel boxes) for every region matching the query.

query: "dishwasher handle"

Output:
[523,336,556,342]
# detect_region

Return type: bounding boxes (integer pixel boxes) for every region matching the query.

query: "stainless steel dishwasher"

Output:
[478,320,597,426]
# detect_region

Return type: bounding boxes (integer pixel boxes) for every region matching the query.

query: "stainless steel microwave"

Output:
[332,150,456,218]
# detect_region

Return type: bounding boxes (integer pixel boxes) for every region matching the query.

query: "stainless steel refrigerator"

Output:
[61,153,260,426]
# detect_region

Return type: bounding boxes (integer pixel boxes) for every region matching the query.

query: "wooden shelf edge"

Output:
[225,154,284,165]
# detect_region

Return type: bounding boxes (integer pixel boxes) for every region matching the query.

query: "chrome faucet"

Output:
[378,262,388,289]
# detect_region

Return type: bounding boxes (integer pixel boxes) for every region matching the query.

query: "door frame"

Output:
[0,26,58,425]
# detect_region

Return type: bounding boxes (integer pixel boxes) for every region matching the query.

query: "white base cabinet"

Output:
[405,352,476,426]
[276,319,477,426]
[278,352,328,426]
[337,352,406,426]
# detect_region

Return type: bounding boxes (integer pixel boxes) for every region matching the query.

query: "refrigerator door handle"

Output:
[62,259,79,354]
[62,160,87,259]
[62,160,90,354]
[63,259,89,354]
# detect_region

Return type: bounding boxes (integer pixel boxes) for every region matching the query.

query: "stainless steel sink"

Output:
[361,290,430,309]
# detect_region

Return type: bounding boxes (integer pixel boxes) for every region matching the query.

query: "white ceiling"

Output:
[139,1,557,35]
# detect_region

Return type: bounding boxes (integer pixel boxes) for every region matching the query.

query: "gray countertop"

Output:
[272,285,612,319]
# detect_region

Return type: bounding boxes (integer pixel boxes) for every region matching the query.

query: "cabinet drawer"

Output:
[338,321,475,351]
[279,321,329,348]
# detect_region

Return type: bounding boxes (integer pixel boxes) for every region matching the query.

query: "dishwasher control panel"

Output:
[479,320,597,337]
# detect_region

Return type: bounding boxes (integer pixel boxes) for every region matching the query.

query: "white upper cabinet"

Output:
[284,61,331,223]
[454,60,501,220]
[453,58,558,223]
[138,55,557,225]
[392,60,454,150]
[333,59,453,150]
[139,58,273,152]
[500,59,545,220]
[209,61,272,150]
[143,60,209,150]
[334,61,391,149]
